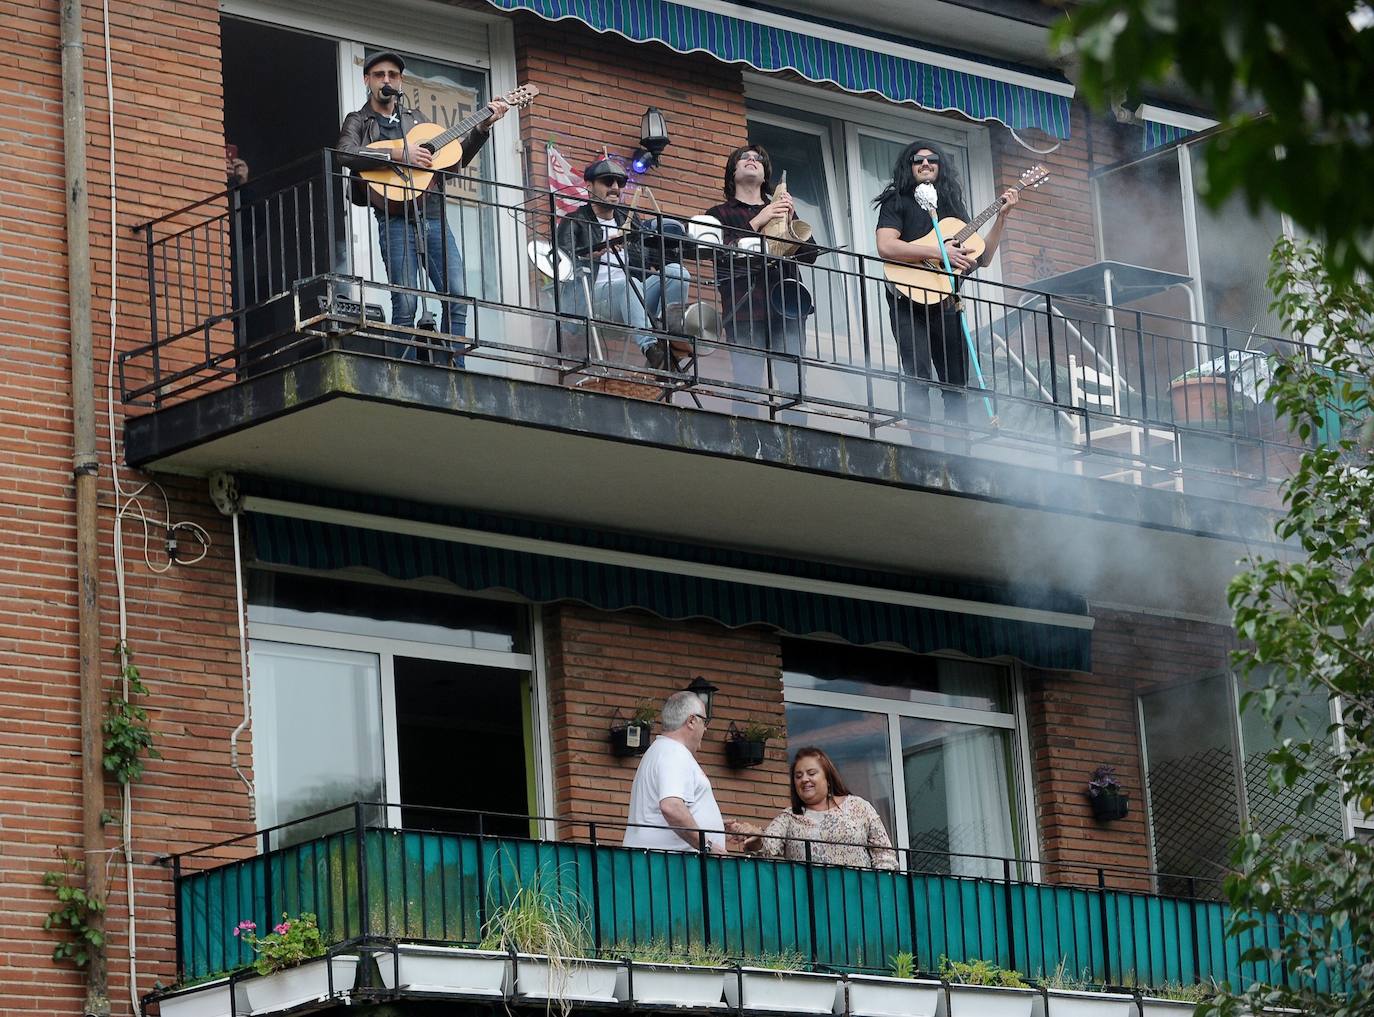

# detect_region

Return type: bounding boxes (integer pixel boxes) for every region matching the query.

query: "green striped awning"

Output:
[242,481,1092,672]
[486,0,1074,139]
[1143,120,1194,152]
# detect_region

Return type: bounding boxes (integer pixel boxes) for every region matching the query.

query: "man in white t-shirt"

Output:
[623,691,727,853]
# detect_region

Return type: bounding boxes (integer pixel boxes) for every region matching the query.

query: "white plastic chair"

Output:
[1067,354,1181,489]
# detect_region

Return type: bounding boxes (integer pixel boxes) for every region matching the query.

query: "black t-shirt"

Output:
[877,192,943,243]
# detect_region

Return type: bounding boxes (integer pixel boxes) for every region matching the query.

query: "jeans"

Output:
[377,206,467,362]
[564,264,691,354]
[887,292,967,423]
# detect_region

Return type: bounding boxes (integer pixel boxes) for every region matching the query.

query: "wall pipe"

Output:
[61,0,110,1013]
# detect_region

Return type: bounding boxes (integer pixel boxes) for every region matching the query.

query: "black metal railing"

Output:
[164,802,1356,996]
[122,151,1335,495]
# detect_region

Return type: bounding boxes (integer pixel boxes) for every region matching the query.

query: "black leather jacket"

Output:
[336,100,490,207]
[553,203,656,283]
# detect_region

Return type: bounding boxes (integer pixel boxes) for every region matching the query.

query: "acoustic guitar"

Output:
[884,164,1049,304]
[357,84,540,207]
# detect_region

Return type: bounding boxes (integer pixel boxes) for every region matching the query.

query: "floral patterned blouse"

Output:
[756,795,898,870]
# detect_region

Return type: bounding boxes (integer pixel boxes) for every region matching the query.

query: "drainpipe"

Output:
[61,0,110,1014]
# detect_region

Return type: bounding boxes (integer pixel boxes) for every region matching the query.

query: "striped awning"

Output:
[241,481,1092,672]
[485,0,1074,139]
[1143,121,1193,152]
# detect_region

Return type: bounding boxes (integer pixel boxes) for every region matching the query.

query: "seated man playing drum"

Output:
[554,157,691,371]
[704,144,819,396]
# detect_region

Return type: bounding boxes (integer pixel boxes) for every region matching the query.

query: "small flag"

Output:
[547,143,586,216]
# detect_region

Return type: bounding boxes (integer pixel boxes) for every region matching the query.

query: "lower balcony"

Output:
[154,803,1354,1016]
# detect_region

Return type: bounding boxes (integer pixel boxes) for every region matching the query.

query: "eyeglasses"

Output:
[690,713,709,725]
[911,154,941,165]
[737,152,764,164]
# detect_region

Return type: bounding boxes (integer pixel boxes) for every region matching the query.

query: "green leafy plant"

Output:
[730,723,781,743]
[42,852,106,967]
[629,701,659,726]
[102,641,159,786]
[889,951,916,980]
[1151,981,1213,1003]
[939,957,1028,988]
[611,938,727,966]
[234,913,325,976]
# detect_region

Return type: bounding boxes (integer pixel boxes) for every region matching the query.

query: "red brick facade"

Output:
[2,1,1241,1013]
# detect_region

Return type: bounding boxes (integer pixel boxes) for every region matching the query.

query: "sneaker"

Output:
[643,341,671,371]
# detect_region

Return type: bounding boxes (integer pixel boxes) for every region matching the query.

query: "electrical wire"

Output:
[1007,125,1062,156]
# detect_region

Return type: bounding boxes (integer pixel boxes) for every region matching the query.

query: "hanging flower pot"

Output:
[1087,765,1128,822]
[610,703,658,758]
[724,722,779,769]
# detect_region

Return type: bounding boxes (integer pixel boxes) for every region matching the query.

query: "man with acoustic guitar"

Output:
[337,51,510,357]
[874,140,1018,424]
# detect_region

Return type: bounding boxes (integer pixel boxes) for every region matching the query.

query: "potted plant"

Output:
[609,701,658,758]
[837,951,942,1017]
[612,939,727,1007]
[1138,980,1211,1017]
[724,722,780,769]
[723,951,839,1014]
[152,972,233,1017]
[940,957,1037,1017]
[231,914,359,1015]
[373,942,509,997]
[1039,960,1135,1017]
[1087,767,1129,821]
[481,877,617,1013]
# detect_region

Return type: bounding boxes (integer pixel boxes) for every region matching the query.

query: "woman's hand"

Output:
[725,819,764,852]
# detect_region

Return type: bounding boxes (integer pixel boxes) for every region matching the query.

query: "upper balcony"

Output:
[119,155,1332,611]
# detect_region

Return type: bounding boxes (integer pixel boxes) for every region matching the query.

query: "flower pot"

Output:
[1043,987,1137,1017]
[375,945,508,996]
[1141,997,1200,1017]
[725,738,767,769]
[610,722,653,757]
[723,968,840,1014]
[233,955,359,1015]
[838,974,942,1017]
[946,983,1038,1017]
[1089,792,1129,821]
[615,961,726,1007]
[156,978,232,1017]
[510,954,619,1004]
[1169,376,1233,426]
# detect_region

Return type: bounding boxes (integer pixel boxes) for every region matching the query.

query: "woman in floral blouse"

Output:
[726,747,898,870]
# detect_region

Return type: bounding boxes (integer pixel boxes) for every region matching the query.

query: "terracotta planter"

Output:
[1168,377,1234,426]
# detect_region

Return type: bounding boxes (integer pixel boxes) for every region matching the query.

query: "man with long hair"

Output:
[874,141,1017,424]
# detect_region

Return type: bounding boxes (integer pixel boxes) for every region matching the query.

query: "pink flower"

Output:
[273,922,290,936]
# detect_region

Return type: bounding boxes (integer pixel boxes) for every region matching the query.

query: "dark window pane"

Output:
[782,638,1011,712]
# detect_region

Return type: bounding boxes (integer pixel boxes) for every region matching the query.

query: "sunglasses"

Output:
[593,176,625,186]
[737,152,765,164]
[911,154,941,165]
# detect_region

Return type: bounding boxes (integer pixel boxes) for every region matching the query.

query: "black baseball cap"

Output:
[363,51,406,74]
[583,157,628,183]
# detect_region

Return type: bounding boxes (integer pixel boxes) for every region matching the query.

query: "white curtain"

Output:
[942,727,1015,879]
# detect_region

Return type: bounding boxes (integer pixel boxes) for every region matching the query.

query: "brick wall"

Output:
[542,603,791,838]
[1025,605,1234,890]
[0,0,248,1012]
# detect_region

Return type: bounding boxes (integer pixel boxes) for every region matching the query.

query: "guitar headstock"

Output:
[1020,164,1050,190]
[501,84,541,110]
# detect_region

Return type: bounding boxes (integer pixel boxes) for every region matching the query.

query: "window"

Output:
[782,639,1030,878]
[248,571,547,847]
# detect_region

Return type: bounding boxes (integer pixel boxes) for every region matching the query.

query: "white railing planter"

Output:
[156,977,232,1017]
[946,983,1039,1017]
[1140,998,1199,1017]
[375,945,508,996]
[510,954,620,1004]
[723,968,841,1014]
[615,962,726,1007]
[838,974,942,1017]
[232,955,359,1015]
[1042,988,1137,1017]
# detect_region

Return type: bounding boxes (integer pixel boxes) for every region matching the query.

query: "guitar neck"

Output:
[953,179,1029,243]
[424,105,493,152]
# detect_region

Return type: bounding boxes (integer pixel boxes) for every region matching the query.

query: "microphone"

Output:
[378,84,402,98]
[914,183,938,214]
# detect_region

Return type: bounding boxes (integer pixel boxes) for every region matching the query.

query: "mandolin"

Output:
[356,84,539,207]
[883,164,1049,304]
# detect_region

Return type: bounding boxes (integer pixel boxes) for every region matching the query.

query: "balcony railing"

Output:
[166,803,1355,996]
[123,152,1340,497]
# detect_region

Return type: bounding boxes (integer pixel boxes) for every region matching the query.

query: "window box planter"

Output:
[725,738,768,769]
[1043,987,1136,1017]
[610,722,653,757]
[1089,792,1129,821]
[838,974,942,1017]
[723,968,840,1014]
[945,983,1038,1017]
[615,961,726,1007]
[509,954,619,1004]
[1140,998,1200,1017]
[155,977,232,1017]
[232,955,359,1015]
[374,945,508,996]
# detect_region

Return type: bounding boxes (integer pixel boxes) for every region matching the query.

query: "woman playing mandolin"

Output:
[874,141,1018,425]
